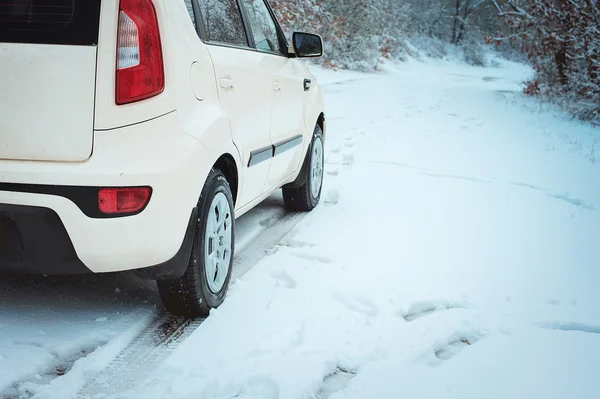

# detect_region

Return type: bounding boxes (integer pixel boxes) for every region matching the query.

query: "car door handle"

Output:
[220,78,235,89]
[273,81,281,91]
[304,79,312,91]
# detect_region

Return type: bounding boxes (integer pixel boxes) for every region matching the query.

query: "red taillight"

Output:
[98,187,152,215]
[116,0,164,105]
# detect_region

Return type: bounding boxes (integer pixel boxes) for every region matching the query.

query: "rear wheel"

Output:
[282,125,324,212]
[158,169,235,317]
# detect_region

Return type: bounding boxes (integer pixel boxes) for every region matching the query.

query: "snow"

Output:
[0,197,299,397]
[117,55,600,398]
[0,274,157,397]
[3,53,600,398]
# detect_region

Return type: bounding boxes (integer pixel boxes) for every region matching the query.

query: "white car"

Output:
[0,0,326,316]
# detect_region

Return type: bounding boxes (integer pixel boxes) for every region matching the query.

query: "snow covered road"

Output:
[3,55,600,399]
[0,194,304,398]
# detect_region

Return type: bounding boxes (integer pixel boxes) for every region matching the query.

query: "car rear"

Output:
[0,0,211,276]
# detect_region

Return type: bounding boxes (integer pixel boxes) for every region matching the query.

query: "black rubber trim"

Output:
[0,183,152,219]
[248,135,304,168]
[274,135,303,157]
[0,204,92,275]
[248,145,274,167]
[134,207,198,281]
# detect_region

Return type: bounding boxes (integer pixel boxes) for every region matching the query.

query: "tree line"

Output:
[271,0,599,124]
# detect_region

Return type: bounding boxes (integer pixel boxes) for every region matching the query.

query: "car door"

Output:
[196,0,274,208]
[238,0,308,191]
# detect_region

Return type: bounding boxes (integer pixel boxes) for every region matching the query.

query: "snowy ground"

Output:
[3,55,600,399]
[0,196,299,398]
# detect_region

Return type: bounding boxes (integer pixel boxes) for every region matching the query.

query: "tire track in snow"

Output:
[231,211,305,281]
[77,316,202,399]
[77,211,306,399]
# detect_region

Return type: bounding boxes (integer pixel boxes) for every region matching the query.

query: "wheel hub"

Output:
[204,192,232,293]
[310,136,324,199]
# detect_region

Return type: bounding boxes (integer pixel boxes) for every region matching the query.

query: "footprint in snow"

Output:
[317,367,357,399]
[402,301,465,322]
[432,332,483,363]
[291,252,333,264]
[342,154,354,166]
[334,291,378,317]
[326,167,339,176]
[330,146,341,154]
[324,189,340,205]
[270,270,297,289]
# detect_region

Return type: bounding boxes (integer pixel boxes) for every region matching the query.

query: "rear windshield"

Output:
[0,0,101,45]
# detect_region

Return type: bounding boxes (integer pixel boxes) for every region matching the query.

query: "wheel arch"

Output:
[213,153,239,206]
[317,112,326,139]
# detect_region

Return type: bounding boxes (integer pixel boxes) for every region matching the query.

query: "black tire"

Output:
[157,169,235,317]
[283,125,324,212]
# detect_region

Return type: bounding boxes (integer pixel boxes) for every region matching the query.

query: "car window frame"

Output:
[191,0,253,51]
[187,0,291,58]
[263,0,291,56]
[238,0,289,57]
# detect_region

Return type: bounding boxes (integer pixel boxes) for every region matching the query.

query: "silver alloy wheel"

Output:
[310,136,324,199]
[204,192,233,293]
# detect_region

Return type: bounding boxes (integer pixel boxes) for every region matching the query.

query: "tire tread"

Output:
[158,168,234,317]
[282,125,324,212]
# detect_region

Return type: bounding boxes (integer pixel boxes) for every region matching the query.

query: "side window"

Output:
[197,0,249,47]
[239,0,281,54]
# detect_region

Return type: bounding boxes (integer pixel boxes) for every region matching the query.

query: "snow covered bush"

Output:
[462,37,488,66]
[492,0,600,124]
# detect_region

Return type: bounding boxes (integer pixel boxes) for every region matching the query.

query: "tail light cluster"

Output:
[116,0,164,105]
[98,187,152,215]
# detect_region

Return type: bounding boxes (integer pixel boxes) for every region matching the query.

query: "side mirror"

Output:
[292,32,323,58]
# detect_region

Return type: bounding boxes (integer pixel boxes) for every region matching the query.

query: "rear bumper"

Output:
[0,112,213,274]
[0,203,196,279]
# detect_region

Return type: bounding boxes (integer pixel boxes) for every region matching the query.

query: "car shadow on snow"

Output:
[0,270,161,311]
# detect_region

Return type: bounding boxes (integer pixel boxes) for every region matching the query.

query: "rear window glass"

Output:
[0,0,101,45]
